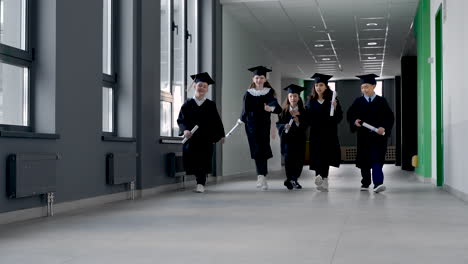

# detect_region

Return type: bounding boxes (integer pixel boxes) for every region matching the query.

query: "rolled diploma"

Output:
[330,90,336,116]
[226,119,243,137]
[182,125,199,144]
[362,122,385,136]
[284,118,294,134]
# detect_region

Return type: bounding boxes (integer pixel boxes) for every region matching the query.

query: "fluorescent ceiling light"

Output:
[366,23,378,26]
[367,42,378,46]
[314,44,324,47]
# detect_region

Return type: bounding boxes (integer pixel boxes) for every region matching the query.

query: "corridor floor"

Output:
[1,165,468,264]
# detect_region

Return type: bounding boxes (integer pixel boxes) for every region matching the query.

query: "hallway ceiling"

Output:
[221,0,419,80]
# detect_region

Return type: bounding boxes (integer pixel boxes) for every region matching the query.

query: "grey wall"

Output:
[0,0,220,214]
[221,8,282,176]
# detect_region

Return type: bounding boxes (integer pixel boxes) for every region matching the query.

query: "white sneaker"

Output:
[262,177,269,190]
[315,176,323,186]
[321,178,329,191]
[256,175,264,188]
[373,184,386,193]
[195,184,205,193]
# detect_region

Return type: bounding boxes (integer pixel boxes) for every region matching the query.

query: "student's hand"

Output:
[377,127,385,135]
[219,137,225,144]
[290,109,300,116]
[293,116,299,123]
[264,103,272,112]
[332,101,337,109]
[183,130,192,138]
[285,124,291,130]
[355,119,362,127]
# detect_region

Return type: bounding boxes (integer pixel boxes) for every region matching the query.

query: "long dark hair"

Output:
[309,83,333,101]
[281,94,305,113]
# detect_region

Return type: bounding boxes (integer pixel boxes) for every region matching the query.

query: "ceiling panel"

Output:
[221,0,419,78]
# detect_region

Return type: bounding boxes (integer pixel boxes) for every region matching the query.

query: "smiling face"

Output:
[288,93,299,107]
[360,83,376,97]
[194,81,209,98]
[252,75,266,88]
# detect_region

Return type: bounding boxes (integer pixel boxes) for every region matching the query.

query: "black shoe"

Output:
[293,180,302,189]
[360,185,370,191]
[284,180,293,190]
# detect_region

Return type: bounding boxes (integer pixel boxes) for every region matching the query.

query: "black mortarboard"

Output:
[283,84,304,94]
[248,66,272,76]
[190,72,215,85]
[356,74,379,85]
[311,73,333,85]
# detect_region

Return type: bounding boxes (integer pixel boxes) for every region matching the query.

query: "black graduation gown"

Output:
[346,96,395,168]
[276,108,307,161]
[240,88,281,160]
[305,98,343,170]
[177,99,225,175]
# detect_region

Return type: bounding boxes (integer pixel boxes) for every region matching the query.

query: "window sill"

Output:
[160,137,183,144]
[0,131,60,139]
[102,136,136,142]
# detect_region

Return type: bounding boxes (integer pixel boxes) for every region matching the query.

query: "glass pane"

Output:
[103,0,112,75]
[172,0,184,136]
[0,0,26,50]
[0,62,28,126]
[160,101,171,137]
[160,0,170,93]
[186,0,197,99]
[102,87,113,132]
[375,81,383,96]
[172,85,183,136]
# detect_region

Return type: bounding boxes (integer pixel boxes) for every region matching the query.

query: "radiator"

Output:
[166,152,185,178]
[6,153,58,199]
[341,146,396,162]
[106,153,137,185]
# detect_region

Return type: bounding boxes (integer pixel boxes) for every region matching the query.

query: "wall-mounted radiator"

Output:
[106,153,137,185]
[6,153,58,199]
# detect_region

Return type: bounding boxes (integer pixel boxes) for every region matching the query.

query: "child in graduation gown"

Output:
[276,84,307,190]
[177,72,225,193]
[346,74,394,193]
[240,66,281,190]
[305,73,343,191]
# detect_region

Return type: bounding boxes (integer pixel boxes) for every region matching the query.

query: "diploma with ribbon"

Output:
[226,119,243,138]
[330,90,337,116]
[362,122,385,136]
[182,125,199,143]
[284,117,294,134]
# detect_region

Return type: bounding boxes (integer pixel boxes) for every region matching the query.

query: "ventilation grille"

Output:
[341,146,396,162]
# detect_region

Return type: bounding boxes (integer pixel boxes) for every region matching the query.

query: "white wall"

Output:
[430,0,468,194]
[222,10,282,176]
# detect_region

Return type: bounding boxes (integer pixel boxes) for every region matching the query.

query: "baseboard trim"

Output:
[443,184,468,203]
[416,174,432,183]
[0,173,251,225]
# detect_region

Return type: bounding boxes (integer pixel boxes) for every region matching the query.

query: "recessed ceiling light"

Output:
[368,56,377,59]
[314,44,324,47]
[366,23,378,26]
[367,42,378,46]
[322,58,331,61]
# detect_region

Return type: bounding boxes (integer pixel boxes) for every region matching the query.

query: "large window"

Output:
[160,0,198,137]
[102,0,116,134]
[0,0,31,130]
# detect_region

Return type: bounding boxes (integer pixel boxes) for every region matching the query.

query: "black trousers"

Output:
[255,159,268,176]
[195,173,207,186]
[284,156,304,181]
[315,165,330,178]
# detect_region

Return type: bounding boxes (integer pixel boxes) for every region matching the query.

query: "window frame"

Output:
[0,0,32,132]
[102,0,117,137]
[160,0,198,139]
